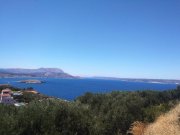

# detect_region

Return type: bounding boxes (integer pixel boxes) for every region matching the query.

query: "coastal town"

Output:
[0,84,42,107]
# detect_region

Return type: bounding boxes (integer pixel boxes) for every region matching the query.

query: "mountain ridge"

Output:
[0,68,74,78]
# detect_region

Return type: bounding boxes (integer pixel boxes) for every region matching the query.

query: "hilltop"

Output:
[0,68,75,78]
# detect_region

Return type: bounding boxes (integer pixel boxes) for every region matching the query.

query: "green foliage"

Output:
[0,99,94,135]
[0,88,180,135]
[21,92,43,103]
[76,89,180,134]
[143,103,171,122]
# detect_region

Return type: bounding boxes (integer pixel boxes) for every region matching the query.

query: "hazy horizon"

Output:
[1,0,180,79]
[0,67,180,80]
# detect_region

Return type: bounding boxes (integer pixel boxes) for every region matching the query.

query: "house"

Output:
[1,88,12,95]
[0,89,15,104]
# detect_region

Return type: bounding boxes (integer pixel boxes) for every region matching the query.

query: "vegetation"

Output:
[76,88,180,134]
[0,86,180,135]
[144,103,180,135]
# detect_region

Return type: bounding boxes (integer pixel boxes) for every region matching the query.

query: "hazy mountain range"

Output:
[0,68,179,84]
[0,68,74,78]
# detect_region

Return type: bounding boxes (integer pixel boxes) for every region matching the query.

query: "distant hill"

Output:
[0,68,75,78]
[89,76,180,84]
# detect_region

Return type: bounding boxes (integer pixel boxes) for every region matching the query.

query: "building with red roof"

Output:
[0,89,15,104]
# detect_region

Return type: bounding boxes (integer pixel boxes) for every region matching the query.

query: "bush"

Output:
[0,87,180,135]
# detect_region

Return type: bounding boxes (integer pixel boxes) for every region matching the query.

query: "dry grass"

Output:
[129,103,180,135]
[144,103,180,135]
[128,121,147,135]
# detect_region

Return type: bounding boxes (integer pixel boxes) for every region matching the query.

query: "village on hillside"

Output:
[0,85,45,107]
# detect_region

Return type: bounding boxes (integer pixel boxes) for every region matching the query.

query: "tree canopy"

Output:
[0,86,180,135]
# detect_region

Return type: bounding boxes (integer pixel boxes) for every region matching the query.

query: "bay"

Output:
[0,78,177,100]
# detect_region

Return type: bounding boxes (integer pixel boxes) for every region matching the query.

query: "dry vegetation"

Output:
[144,103,180,135]
[130,103,180,135]
[128,121,147,135]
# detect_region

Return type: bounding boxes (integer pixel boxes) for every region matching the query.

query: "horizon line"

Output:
[0,67,180,80]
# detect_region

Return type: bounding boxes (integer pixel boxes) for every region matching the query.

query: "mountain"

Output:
[0,68,74,78]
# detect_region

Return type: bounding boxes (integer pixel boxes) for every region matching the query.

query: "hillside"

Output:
[144,103,180,135]
[0,68,74,78]
[129,103,180,135]
[0,85,180,135]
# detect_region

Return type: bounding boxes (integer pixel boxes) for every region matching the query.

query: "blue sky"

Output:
[0,0,180,79]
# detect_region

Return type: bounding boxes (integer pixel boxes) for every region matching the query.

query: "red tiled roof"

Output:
[24,90,38,94]
[2,90,12,92]
[0,94,11,97]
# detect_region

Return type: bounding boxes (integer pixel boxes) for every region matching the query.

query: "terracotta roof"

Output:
[0,94,11,97]
[24,90,38,94]
[2,89,12,92]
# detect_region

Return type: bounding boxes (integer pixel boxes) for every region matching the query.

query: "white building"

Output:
[0,89,15,104]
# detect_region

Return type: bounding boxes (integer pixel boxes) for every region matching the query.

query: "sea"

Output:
[0,78,178,100]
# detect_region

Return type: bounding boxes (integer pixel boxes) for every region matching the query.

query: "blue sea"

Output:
[0,78,178,100]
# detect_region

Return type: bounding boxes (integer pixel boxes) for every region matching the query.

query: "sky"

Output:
[0,0,180,79]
